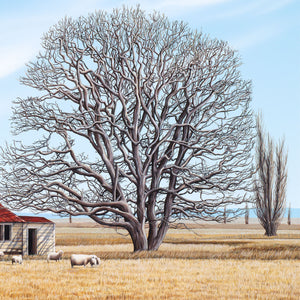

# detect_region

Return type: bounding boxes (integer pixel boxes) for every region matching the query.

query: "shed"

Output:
[0,204,55,255]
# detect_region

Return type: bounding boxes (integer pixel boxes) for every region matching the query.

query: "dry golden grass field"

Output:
[0,221,299,299]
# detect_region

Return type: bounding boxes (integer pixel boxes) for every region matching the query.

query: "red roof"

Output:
[21,216,53,223]
[0,204,53,223]
[0,204,24,223]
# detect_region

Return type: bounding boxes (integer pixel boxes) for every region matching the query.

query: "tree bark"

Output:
[264,222,277,236]
[150,221,169,251]
[129,224,148,252]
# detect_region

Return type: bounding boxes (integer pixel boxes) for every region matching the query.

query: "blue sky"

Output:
[0,0,299,207]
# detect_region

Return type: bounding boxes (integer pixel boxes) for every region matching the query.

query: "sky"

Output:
[0,0,299,208]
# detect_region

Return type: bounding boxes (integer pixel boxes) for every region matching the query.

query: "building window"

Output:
[5,225,11,240]
[0,225,11,241]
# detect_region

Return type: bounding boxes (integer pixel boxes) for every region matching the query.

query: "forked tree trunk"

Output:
[264,222,278,236]
[90,215,149,252]
[131,222,169,251]
[149,221,169,251]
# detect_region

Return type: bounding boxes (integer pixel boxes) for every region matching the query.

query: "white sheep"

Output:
[0,251,4,259]
[12,255,22,264]
[90,255,101,267]
[70,254,100,268]
[47,250,64,262]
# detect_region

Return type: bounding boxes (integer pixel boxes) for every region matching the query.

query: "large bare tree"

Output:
[0,7,254,251]
[254,116,288,236]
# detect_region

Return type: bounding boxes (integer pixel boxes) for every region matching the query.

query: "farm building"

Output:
[0,204,55,255]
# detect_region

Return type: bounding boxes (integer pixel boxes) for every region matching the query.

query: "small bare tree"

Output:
[0,7,254,251]
[287,202,291,225]
[223,206,227,224]
[245,203,249,225]
[254,116,288,236]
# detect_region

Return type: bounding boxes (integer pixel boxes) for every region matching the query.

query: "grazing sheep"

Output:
[70,254,100,268]
[12,255,22,264]
[90,255,101,267]
[47,250,64,262]
[0,251,4,259]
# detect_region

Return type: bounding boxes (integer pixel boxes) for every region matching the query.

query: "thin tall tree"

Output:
[287,202,291,225]
[223,206,227,224]
[245,203,249,225]
[254,116,288,236]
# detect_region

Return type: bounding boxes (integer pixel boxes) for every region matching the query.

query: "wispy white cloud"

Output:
[195,0,296,22]
[157,0,231,8]
[256,0,295,15]
[0,45,35,79]
[114,0,232,13]
[226,0,297,50]
[0,16,49,78]
[204,1,263,21]
[0,0,120,79]
[230,25,282,50]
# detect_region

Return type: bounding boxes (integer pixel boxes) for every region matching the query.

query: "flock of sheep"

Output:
[0,250,101,267]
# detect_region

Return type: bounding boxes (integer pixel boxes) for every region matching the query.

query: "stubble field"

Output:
[0,221,299,299]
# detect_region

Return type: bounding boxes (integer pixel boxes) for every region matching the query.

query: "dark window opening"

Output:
[4,225,11,241]
[28,228,37,255]
[0,225,11,241]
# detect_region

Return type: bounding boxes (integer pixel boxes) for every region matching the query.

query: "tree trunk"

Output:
[129,225,148,252]
[147,220,158,250]
[147,193,158,250]
[90,215,148,252]
[264,222,277,236]
[148,219,169,251]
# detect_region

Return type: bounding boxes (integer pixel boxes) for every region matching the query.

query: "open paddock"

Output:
[57,240,300,260]
[0,258,299,299]
[55,222,300,245]
[0,222,299,299]
[55,222,300,260]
